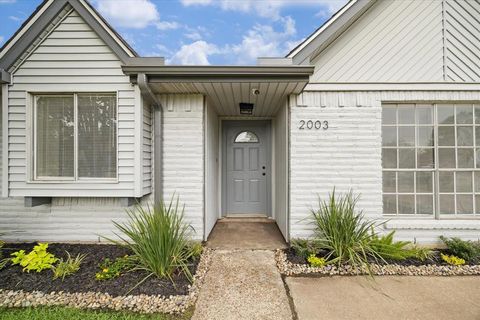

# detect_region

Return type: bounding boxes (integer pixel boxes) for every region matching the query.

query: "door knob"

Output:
[262,173,266,176]
[262,166,266,169]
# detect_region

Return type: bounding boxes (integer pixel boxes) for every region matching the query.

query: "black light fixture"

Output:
[239,102,254,115]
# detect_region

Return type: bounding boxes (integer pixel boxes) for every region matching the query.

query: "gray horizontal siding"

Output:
[7,9,138,197]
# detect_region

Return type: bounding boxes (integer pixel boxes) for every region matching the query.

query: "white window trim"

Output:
[31,92,119,183]
[382,102,480,219]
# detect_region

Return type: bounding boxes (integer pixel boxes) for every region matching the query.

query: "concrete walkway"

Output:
[287,276,480,320]
[192,250,292,320]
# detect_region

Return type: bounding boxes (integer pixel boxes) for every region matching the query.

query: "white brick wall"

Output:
[289,90,480,244]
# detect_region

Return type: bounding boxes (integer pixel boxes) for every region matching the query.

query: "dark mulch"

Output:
[285,247,478,267]
[0,243,198,297]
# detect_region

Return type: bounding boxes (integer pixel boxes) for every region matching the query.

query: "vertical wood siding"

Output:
[311,0,444,82]
[290,90,480,243]
[205,102,219,239]
[273,101,289,240]
[7,9,140,197]
[157,94,205,240]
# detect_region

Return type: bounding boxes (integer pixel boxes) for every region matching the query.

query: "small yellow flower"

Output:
[103,268,109,273]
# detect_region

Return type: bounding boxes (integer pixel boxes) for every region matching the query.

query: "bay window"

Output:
[382,103,480,217]
[34,93,117,181]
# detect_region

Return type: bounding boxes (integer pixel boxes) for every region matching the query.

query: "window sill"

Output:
[27,179,119,184]
[384,219,480,230]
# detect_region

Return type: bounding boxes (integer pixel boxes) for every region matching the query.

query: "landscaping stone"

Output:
[275,249,480,276]
[0,248,213,315]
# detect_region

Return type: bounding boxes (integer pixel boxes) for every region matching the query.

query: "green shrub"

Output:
[412,246,435,262]
[107,196,196,284]
[186,242,203,260]
[53,251,86,281]
[440,236,480,262]
[441,253,465,266]
[369,231,416,261]
[0,240,8,270]
[307,254,326,267]
[95,255,133,281]
[311,190,380,271]
[291,239,321,259]
[11,243,57,273]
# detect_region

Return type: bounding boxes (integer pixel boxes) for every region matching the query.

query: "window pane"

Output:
[398,126,415,146]
[417,195,433,215]
[417,148,434,168]
[382,126,397,146]
[77,94,117,178]
[438,104,454,124]
[439,194,455,214]
[476,127,480,146]
[36,96,74,178]
[438,148,455,168]
[457,126,473,146]
[399,148,415,168]
[475,172,480,192]
[456,171,472,192]
[438,126,455,146]
[398,172,414,193]
[456,104,473,124]
[398,106,415,124]
[416,105,433,124]
[416,171,433,193]
[382,149,397,168]
[382,171,396,193]
[398,195,415,214]
[457,195,473,214]
[382,106,396,125]
[439,171,454,192]
[234,131,259,143]
[383,195,397,214]
[476,195,480,214]
[418,126,434,146]
[475,105,480,124]
[457,148,474,168]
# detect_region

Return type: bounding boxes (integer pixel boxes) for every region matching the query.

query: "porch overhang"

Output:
[122,65,314,117]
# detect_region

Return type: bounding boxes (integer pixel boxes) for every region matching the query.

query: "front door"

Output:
[224,121,270,216]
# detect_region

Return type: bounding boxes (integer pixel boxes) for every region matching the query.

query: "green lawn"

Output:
[0,307,192,320]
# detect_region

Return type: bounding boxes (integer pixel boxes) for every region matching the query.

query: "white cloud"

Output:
[155,21,181,30]
[0,36,4,45]
[179,0,347,20]
[96,0,159,28]
[9,15,21,21]
[167,41,219,65]
[0,0,16,3]
[228,16,298,64]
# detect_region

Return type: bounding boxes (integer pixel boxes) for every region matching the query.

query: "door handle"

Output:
[262,173,266,176]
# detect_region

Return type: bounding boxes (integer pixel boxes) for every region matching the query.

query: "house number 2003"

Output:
[298,120,329,130]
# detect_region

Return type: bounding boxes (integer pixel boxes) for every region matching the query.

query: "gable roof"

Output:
[286,0,375,65]
[0,0,137,73]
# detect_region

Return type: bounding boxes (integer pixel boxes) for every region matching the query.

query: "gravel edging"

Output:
[0,248,213,315]
[275,249,480,276]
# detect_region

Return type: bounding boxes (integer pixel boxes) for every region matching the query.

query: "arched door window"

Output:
[234,131,259,143]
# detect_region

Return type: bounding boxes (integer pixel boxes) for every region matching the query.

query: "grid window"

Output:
[34,93,117,181]
[382,103,480,217]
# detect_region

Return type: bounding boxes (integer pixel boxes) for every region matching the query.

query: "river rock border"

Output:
[275,249,480,276]
[0,248,213,314]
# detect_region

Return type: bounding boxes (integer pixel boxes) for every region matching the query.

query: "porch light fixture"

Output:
[239,102,254,115]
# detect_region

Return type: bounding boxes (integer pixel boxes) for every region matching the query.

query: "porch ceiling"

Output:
[123,65,314,117]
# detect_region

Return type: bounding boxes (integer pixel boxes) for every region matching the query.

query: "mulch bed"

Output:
[284,247,478,267]
[0,243,198,297]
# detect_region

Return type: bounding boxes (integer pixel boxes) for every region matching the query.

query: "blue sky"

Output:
[0,0,348,65]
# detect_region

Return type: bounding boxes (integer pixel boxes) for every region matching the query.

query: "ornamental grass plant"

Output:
[107,196,196,286]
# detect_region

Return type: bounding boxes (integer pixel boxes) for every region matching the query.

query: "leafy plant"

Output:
[441,253,465,266]
[440,236,480,262]
[106,196,196,286]
[412,246,434,262]
[0,240,8,270]
[369,231,417,261]
[307,254,326,267]
[53,251,87,281]
[291,239,321,259]
[11,243,57,273]
[311,189,379,272]
[186,242,203,260]
[95,255,133,281]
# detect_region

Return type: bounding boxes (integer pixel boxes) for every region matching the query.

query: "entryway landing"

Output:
[206,218,287,250]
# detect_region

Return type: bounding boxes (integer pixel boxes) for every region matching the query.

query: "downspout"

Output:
[137,73,163,204]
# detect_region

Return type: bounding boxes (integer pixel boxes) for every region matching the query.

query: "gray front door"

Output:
[224,121,270,215]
